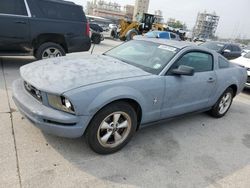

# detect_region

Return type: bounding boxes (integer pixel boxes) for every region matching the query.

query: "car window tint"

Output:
[225,45,233,51]
[0,0,27,15]
[218,56,229,69]
[173,52,213,72]
[232,45,241,52]
[38,1,86,22]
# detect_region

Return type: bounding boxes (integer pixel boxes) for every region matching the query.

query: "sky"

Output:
[72,0,250,39]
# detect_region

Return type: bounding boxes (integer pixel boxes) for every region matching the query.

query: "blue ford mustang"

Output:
[12,38,247,154]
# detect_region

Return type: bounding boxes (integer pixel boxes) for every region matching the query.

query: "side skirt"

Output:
[139,107,212,129]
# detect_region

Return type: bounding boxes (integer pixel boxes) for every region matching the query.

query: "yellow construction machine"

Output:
[117,13,186,41]
[118,13,161,41]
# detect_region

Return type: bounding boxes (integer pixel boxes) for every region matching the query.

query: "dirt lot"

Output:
[1,39,250,188]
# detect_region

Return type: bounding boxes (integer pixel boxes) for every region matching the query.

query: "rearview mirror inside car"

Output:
[171,65,194,76]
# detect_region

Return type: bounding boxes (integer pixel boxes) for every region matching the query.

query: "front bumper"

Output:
[12,79,90,138]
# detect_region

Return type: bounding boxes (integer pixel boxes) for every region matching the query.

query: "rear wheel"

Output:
[209,88,234,118]
[85,102,137,154]
[35,42,66,60]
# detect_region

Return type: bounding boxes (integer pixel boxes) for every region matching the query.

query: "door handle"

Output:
[15,21,27,24]
[207,77,215,83]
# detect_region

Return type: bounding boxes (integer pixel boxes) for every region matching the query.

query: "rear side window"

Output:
[38,0,86,22]
[173,52,213,72]
[0,0,27,15]
[218,56,229,69]
[232,45,241,52]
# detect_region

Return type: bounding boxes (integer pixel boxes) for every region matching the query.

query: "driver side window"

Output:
[171,51,213,73]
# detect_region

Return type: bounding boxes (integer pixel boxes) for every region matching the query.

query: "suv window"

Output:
[38,1,86,22]
[232,45,241,52]
[224,45,233,51]
[0,0,27,16]
[172,52,213,72]
[218,56,229,69]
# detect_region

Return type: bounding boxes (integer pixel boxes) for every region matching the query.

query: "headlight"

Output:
[47,94,75,114]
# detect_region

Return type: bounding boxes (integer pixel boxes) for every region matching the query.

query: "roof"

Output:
[44,0,76,6]
[134,37,195,49]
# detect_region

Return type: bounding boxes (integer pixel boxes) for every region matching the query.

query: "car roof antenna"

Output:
[91,43,95,55]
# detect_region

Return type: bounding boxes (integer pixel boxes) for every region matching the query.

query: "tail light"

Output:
[86,22,90,37]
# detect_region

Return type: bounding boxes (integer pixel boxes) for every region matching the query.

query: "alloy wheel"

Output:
[97,112,132,148]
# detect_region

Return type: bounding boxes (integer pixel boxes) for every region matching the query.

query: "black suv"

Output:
[0,0,91,59]
[200,41,242,60]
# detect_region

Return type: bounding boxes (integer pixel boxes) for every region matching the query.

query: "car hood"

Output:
[20,54,151,94]
[231,56,250,68]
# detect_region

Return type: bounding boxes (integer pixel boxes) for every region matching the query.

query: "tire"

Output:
[126,29,139,41]
[92,35,101,44]
[35,42,66,60]
[85,102,137,154]
[209,88,234,118]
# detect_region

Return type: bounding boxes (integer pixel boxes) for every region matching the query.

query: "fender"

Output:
[86,86,146,116]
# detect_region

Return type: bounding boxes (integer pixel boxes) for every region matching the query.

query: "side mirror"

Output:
[171,65,194,76]
[223,49,231,53]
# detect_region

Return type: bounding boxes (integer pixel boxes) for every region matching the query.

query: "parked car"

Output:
[143,31,181,41]
[13,38,247,154]
[89,23,104,44]
[90,29,104,44]
[231,52,250,88]
[200,41,242,60]
[0,0,91,60]
[242,45,250,55]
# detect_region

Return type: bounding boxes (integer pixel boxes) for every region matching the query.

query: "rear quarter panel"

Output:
[210,56,247,106]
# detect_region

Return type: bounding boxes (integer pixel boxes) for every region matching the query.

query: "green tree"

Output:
[167,18,186,30]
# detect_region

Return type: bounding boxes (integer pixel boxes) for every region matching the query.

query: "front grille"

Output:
[247,76,250,84]
[24,81,42,102]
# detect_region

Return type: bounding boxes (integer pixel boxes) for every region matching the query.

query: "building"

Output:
[86,1,134,21]
[133,0,150,21]
[193,11,219,39]
[154,10,164,23]
[124,5,135,21]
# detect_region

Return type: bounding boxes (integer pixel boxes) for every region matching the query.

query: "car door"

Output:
[160,51,216,119]
[0,0,30,53]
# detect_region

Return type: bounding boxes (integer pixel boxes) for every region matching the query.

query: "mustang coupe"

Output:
[13,38,247,154]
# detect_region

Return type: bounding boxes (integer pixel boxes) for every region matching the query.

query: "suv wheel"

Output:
[85,102,137,154]
[35,42,66,60]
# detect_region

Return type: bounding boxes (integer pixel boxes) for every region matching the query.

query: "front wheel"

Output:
[209,88,234,118]
[85,102,137,154]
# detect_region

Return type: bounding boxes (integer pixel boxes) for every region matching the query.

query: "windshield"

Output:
[200,42,225,52]
[104,40,179,74]
[244,52,250,59]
